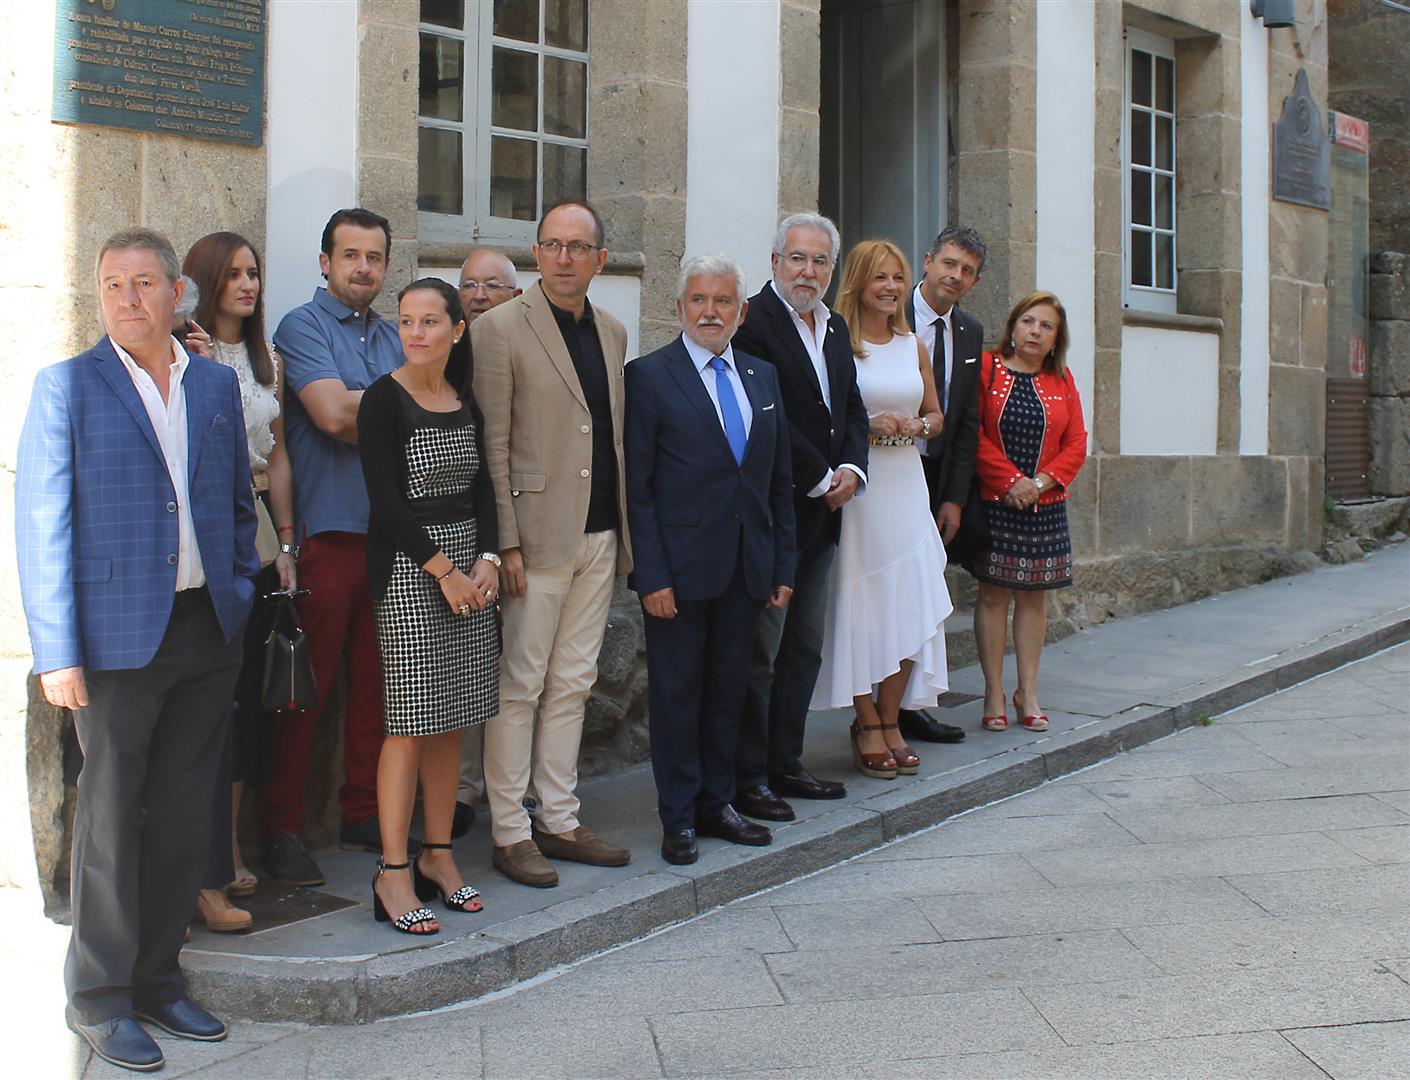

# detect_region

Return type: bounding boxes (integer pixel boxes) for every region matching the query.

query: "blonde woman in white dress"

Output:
[812,239,953,779]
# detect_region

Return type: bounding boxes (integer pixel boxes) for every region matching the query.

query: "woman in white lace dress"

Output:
[182,233,297,931]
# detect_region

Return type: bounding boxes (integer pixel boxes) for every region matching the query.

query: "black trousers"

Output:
[66,588,242,1023]
[644,563,763,833]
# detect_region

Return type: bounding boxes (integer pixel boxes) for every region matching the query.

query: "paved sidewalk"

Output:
[84,638,1410,1077]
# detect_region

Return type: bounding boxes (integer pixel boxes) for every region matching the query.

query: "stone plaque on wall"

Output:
[52,0,264,146]
[1272,69,1330,210]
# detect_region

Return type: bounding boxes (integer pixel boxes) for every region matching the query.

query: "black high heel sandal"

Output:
[414,842,484,912]
[371,859,439,934]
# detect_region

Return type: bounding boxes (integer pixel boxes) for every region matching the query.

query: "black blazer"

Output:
[905,292,985,510]
[733,284,869,548]
[625,337,796,602]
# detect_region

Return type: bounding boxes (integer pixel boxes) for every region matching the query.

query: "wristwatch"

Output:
[478,552,502,568]
[1033,476,1046,493]
[279,542,300,559]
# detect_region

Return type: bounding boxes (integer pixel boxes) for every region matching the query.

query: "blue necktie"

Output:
[710,356,747,465]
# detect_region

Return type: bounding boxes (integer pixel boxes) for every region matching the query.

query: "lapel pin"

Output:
[747,368,754,375]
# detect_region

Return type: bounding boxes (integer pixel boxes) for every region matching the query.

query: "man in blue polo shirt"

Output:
[262,208,403,885]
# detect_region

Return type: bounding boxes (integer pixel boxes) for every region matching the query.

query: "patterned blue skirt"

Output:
[969,500,1073,590]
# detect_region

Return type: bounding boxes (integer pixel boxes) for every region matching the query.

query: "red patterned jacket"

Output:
[974,351,1087,505]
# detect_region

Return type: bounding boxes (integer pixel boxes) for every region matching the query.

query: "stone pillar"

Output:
[1369,253,1410,495]
[778,0,821,218]
[589,0,688,352]
[1091,10,1124,460]
[954,0,1038,340]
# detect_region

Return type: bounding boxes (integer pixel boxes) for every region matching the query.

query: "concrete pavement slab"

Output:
[1257,739,1407,770]
[769,895,941,950]
[647,989,1062,1074]
[851,1031,1328,1080]
[764,930,1164,1002]
[480,1016,662,1079]
[592,906,793,966]
[1326,712,1410,740]
[1105,793,1407,844]
[1047,742,1292,781]
[1373,791,1410,813]
[1027,959,1410,1045]
[1382,958,1410,983]
[1282,1020,1410,1080]
[1226,863,1409,915]
[989,781,1113,816]
[1024,831,1369,887]
[858,807,1143,860]
[1326,824,1410,864]
[1121,910,1409,974]
[913,877,1271,940]
[1197,762,1409,802]
[740,851,1054,907]
[79,1023,300,1080]
[1085,774,1234,809]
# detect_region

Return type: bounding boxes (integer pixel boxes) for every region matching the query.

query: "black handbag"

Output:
[261,590,319,712]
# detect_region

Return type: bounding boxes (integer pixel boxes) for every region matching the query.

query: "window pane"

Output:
[491,136,537,221]
[418,127,463,215]
[420,0,462,30]
[1131,48,1152,107]
[545,0,588,50]
[419,34,463,122]
[1130,109,1151,168]
[1131,170,1152,227]
[492,47,538,132]
[1131,229,1153,287]
[543,142,586,208]
[1155,174,1173,229]
[1155,233,1174,290]
[544,57,586,138]
[1155,115,1174,171]
[1156,56,1175,113]
[494,0,539,43]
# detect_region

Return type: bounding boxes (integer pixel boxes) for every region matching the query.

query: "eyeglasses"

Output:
[459,280,514,294]
[537,239,601,261]
[782,252,833,270]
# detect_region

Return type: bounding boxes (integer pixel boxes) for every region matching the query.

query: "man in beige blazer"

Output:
[471,201,634,887]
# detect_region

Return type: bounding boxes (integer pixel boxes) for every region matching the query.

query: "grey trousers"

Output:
[65,588,242,1023]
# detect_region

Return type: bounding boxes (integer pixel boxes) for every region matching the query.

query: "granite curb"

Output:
[184,603,1410,1024]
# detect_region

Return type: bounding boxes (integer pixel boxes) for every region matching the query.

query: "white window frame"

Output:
[1122,27,1178,314]
[418,1,590,245]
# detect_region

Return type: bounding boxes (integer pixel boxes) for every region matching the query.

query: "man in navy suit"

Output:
[16,228,258,1071]
[731,213,869,822]
[625,254,797,865]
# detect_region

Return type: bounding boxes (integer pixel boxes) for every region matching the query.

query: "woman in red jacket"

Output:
[971,291,1086,732]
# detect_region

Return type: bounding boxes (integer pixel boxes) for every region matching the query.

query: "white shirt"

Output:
[683,335,753,439]
[769,281,866,498]
[111,335,205,590]
[912,283,954,413]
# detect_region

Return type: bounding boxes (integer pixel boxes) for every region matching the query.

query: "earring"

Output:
[1008,338,1016,350]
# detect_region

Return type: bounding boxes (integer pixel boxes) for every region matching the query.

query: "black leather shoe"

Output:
[695,805,773,846]
[67,1010,164,1072]
[661,829,698,865]
[735,785,796,822]
[264,833,325,886]
[340,815,383,853]
[769,769,847,800]
[134,996,227,1042]
[899,708,967,743]
[452,800,477,840]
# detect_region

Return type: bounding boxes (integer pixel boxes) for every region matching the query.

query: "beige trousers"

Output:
[484,530,618,847]
[457,724,484,805]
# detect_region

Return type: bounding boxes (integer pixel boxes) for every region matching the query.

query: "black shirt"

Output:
[547,296,619,533]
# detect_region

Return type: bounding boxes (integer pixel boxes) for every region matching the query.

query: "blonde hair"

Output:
[835,239,913,359]
[999,291,1071,377]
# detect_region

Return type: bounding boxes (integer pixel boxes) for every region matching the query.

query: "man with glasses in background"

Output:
[471,202,635,887]
[451,247,523,840]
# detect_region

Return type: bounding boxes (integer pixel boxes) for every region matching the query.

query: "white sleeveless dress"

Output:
[811,332,953,710]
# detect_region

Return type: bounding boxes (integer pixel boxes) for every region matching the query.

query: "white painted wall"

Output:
[264,0,359,331]
[1239,8,1271,455]
[1120,325,1220,455]
[1035,0,1096,450]
[422,269,643,362]
[684,0,780,297]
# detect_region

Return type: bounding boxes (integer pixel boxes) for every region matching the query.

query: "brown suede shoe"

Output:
[532,824,632,867]
[491,839,559,888]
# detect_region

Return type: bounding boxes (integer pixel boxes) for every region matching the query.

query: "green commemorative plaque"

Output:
[53,0,265,146]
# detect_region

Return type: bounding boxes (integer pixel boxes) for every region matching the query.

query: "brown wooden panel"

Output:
[1325,377,1370,499]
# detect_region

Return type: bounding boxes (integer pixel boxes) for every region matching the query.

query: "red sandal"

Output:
[1013,692,1049,732]
[980,710,1009,732]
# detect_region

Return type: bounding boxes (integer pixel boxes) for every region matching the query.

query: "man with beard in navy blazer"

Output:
[626,254,797,865]
[729,213,869,823]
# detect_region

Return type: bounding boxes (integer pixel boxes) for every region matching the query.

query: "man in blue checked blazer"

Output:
[625,254,797,867]
[15,228,258,1072]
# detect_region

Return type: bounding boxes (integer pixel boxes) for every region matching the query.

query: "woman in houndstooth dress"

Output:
[358,279,500,935]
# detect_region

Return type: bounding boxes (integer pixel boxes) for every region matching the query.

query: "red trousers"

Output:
[262,531,384,836]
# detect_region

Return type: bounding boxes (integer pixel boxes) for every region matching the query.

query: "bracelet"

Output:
[436,566,456,582]
[277,525,295,535]
[920,416,932,438]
